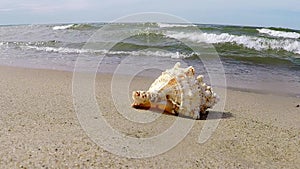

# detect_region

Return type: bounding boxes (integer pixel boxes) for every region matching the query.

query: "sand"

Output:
[0,66,299,168]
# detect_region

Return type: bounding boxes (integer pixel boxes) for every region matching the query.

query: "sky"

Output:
[0,0,299,29]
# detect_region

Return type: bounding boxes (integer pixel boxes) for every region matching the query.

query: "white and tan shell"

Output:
[132,62,219,119]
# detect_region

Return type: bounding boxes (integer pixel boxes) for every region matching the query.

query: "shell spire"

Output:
[132,62,219,119]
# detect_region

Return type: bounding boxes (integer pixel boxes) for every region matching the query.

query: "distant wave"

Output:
[166,31,300,54]
[52,24,74,30]
[157,23,193,28]
[21,45,192,59]
[257,28,300,39]
[52,24,97,30]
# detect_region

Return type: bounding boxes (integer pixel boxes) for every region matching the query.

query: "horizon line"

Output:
[0,21,299,30]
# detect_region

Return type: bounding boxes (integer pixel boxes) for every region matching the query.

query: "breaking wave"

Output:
[157,23,193,28]
[52,24,97,30]
[52,24,74,30]
[257,28,300,39]
[165,31,300,54]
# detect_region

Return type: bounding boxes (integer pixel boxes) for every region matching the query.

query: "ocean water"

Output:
[0,23,299,96]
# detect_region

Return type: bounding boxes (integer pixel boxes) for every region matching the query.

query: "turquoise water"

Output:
[0,23,299,96]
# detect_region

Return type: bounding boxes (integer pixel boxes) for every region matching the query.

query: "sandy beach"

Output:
[0,65,299,168]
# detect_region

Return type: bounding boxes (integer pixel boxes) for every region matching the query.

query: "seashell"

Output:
[131,62,219,119]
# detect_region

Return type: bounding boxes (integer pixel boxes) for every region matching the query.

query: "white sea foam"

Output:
[52,24,74,30]
[110,50,191,58]
[257,28,300,39]
[0,42,9,48]
[166,31,300,54]
[158,23,192,28]
[21,45,193,58]
[21,45,96,54]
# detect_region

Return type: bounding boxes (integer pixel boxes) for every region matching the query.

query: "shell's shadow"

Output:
[134,106,233,120]
[199,111,233,120]
[160,110,232,120]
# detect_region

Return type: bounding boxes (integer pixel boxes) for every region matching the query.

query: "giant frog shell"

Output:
[132,62,219,119]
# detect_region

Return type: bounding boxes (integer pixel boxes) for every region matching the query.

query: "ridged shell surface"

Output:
[132,62,219,119]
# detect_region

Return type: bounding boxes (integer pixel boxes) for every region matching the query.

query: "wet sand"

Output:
[0,66,299,168]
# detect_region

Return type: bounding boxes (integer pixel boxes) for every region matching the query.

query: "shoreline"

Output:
[1,65,299,168]
[1,64,299,98]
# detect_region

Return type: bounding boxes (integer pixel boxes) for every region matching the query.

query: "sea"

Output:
[0,23,299,96]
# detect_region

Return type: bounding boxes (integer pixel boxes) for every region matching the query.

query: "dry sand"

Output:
[0,66,299,168]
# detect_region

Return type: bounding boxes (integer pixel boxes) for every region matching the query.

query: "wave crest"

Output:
[157,23,193,28]
[52,24,74,30]
[257,28,300,39]
[52,24,96,30]
[166,31,300,54]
